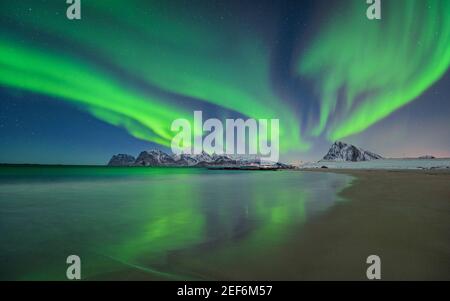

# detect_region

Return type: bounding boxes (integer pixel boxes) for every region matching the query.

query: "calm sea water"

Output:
[0,166,353,280]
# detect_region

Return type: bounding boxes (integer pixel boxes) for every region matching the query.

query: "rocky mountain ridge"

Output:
[321,141,383,162]
[107,150,271,167]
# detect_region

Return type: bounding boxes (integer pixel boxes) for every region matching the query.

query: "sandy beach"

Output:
[4,166,447,281]
[283,169,450,280]
[158,169,450,281]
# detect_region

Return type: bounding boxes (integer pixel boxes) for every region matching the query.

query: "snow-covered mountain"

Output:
[321,141,383,162]
[171,151,237,167]
[107,154,136,166]
[135,150,176,166]
[108,150,241,167]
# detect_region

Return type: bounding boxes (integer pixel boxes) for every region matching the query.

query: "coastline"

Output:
[290,168,450,280]
[156,169,450,281]
[2,165,449,280]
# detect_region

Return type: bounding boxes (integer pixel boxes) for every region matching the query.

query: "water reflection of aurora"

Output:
[80,169,353,280]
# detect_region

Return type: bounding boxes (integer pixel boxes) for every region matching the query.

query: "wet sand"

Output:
[94,169,450,280]
[282,169,450,280]
[167,169,450,281]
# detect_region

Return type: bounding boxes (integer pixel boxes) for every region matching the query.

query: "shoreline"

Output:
[292,168,450,280]
[154,169,450,280]
[3,166,448,280]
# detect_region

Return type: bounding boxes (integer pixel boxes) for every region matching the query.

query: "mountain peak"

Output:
[109,150,240,167]
[107,154,136,166]
[322,141,383,162]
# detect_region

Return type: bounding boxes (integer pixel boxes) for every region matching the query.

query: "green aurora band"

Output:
[298,0,450,141]
[0,0,449,154]
[0,0,306,152]
[0,36,189,147]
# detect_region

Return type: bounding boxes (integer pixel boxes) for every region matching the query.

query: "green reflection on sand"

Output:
[0,167,352,280]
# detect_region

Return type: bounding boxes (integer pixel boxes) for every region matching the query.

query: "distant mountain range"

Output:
[321,141,383,162]
[108,150,291,168]
[108,141,435,168]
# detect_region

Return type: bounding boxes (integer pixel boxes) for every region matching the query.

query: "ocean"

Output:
[0,166,353,280]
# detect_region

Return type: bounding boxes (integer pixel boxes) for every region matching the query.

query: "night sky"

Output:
[0,0,449,164]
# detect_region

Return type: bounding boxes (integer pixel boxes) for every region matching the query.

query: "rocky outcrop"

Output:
[418,155,435,159]
[108,149,295,168]
[107,154,136,166]
[135,150,176,166]
[109,150,256,167]
[322,141,383,162]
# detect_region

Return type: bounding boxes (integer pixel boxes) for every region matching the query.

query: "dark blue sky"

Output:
[0,0,449,164]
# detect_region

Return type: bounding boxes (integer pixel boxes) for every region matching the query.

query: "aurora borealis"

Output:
[0,0,449,164]
[298,0,450,141]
